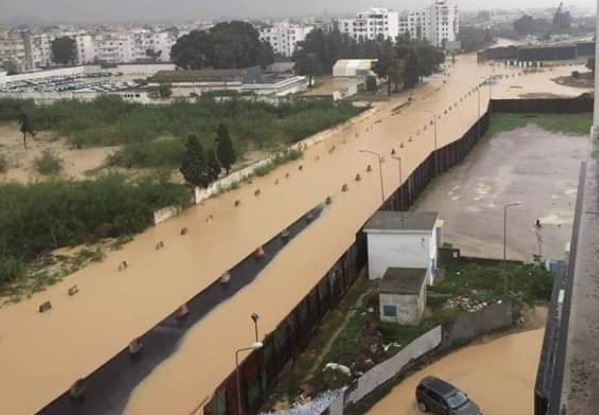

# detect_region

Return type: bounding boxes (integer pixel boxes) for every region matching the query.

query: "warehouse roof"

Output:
[149,66,262,83]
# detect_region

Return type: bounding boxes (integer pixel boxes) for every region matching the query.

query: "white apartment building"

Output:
[0,31,28,72]
[338,8,400,42]
[259,23,314,57]
[338,1,458,49]
[429,0,459,48]
[399,10,432,42]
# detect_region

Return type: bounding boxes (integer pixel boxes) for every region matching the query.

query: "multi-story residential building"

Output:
[0,31,28,72]
[337,8,400,42]
[92,32,135,64]
[338,1,458,49]
[258,23,314,57]
[75,33,96,64]
[399,10,432,42]
[429,0,459,48]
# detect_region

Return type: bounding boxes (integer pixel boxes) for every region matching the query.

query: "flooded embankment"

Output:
[0,55,583,415]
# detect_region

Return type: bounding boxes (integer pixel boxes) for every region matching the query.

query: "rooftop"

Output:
[149,67,260,83]
[379,267,428,294]
[364,211,439,233]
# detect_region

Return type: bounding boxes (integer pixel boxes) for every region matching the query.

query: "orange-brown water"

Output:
[367,329,545,415]
[0,55,583,415]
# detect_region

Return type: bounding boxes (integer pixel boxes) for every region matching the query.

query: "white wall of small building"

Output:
[379,284,426,325]
[367,230,438,283]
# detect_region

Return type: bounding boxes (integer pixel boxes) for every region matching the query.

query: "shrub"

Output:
[572,70,581,79]
[34,150,63,175]
[0,153,8,173]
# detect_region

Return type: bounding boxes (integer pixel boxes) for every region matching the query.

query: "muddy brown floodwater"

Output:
[0,54,586,415]
[414,124,588,261]
[367,328,545,415]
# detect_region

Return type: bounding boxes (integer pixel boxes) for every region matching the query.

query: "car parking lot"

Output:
[0,72,143,94]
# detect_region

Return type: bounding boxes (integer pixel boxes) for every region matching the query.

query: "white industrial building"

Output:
[258,23,314,57]
[364,211,443,284]
[337,8,400,42]
[332,59,376,77]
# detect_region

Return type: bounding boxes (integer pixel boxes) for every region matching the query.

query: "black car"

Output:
[415,376,481,415]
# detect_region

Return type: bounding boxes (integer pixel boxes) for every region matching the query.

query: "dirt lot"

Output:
[0,122,118,182]
[414,124,588,261]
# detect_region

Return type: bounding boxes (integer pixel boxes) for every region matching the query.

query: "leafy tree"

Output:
[215,123,236,174]
[19,112,36,149]
[159,83,172,98]
[170,22,274,70]
[294,51,322,87]
[180,135,211,187]
[458,26,495,53]
[171,30,213,69]
[398,46,420,88]
[587,57,595,75]
[373,51,405,95]
[553,7,572,34]
[209,21,274,69]
[145,48,162,63]
[206,147,221,181]
[51,37,77,65]
[2,61,18,75]
[365,75,377,92]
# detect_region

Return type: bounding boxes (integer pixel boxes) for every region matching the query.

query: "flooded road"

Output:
[367,329,544,415]
[414,124,588,261]
[0,55,585,415]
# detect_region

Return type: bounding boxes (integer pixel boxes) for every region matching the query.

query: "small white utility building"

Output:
[379,267,428,325]
[364,211,442,284]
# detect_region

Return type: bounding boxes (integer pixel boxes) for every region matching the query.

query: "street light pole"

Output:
[250,313,259,342]
[359,149,385,204]
[391,155,402,209]
[235,342,263,415]
[503,202,522,293]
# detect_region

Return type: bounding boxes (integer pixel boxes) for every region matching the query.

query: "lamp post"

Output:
[250,312,259,342]
[236,342,263,415]
[503,202,522,293]
[392,155,404,216]
[359,149,385,204]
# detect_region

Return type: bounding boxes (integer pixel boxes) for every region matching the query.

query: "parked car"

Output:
[415,376,481,415]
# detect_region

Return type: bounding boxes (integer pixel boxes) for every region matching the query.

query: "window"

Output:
[383,305,397,317]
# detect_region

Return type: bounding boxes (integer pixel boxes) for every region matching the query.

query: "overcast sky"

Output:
[0,0,595,24]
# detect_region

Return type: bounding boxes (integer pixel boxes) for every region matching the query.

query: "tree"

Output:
[215,123,236,174]
[171,30,213,69]
[179,135,211,188]
[513,15,535,36]
[19,113,36,149]
[158,83,172,98]
[587,57,595,75]
[206,147,221,181]
[145,48,162,63]
[2,61,18,75]
[51,37,77,65]
[373,52,405,95]
[210,21,274,69]
[294,51,322,87]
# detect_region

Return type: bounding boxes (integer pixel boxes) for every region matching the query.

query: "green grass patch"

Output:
[0,174,190,295]
[33,150,63,176]
[486,113,592,138]
[0,97,363,169]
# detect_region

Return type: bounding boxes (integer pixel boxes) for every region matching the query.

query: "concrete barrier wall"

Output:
[153,205,180,225]
[347,326,443,404]
[441,302,513,350]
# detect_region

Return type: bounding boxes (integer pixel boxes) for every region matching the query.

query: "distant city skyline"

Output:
[0,0,595,25]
